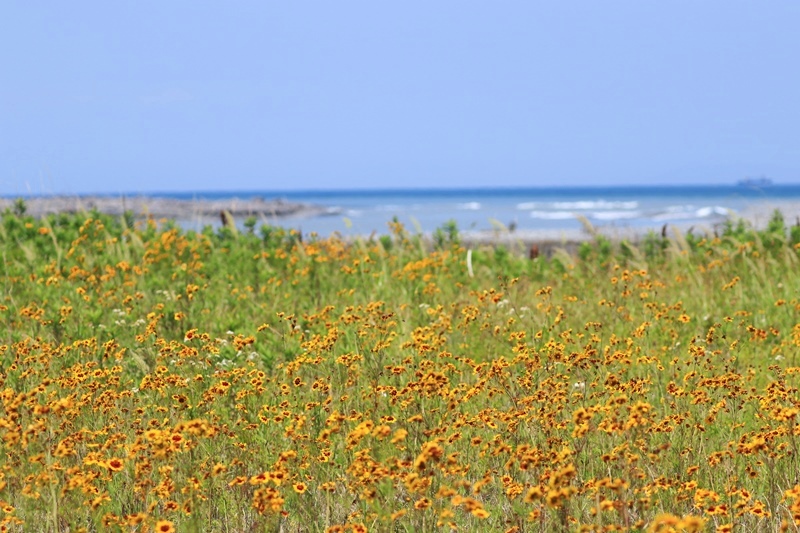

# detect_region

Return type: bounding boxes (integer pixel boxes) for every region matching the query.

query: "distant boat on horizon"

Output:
[737,176,773,187]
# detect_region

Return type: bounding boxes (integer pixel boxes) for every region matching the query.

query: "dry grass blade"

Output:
[574,214,596,236]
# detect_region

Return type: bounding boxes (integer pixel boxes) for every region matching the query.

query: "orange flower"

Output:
[293,482,307,494]
[155,519,175,533]
[391,509,407,520]
[471,508,491,519]
[126,513,147,526]
[107,458,124,472]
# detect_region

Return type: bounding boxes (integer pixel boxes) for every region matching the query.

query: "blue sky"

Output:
[2,2,799,194]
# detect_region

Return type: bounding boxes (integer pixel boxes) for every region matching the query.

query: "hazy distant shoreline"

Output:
[0,195,336,221]
[2,194,800,252]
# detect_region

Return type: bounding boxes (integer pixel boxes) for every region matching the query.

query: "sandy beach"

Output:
[455,199,800,256]
[736,199,800,230]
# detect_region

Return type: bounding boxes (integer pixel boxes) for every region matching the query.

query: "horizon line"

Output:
[4,181,800,198]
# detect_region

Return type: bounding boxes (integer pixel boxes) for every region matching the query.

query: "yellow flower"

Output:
[155,520,176,533]
[126,513,147,526]
[414,498,431,510]
[648,513,680,532]
[391,429,407,444]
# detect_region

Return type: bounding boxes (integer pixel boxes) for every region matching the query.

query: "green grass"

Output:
[1,204,800,532]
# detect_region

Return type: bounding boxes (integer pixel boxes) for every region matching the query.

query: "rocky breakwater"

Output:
[0,195,336,222]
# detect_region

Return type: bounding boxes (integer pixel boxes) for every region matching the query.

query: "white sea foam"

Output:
[589,210,642,221]
[652,206,732,221]
[666,204,696,212]
[457,202,481,210]
[551,200,639,210]
[695,206,732,218]
[529,211,576,220]
[516,202,541,210]
[651,206,696,221]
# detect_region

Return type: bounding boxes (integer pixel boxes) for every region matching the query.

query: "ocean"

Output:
[166,184,800,237]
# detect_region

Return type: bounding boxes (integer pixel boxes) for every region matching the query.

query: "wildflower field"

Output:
[3,206,800,532]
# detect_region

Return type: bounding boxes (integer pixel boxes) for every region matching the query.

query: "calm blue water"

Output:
[165,184,800,236]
